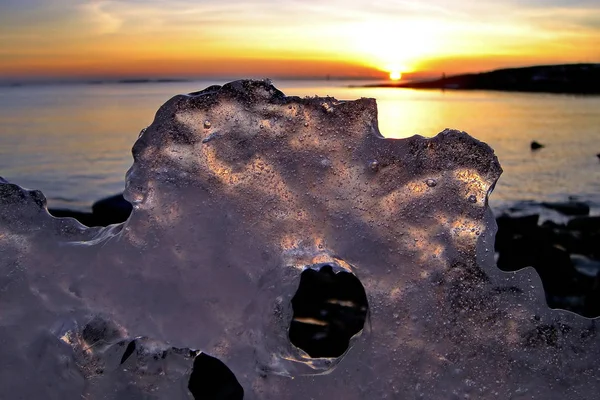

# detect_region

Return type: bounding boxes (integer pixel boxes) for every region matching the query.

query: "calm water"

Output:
[1,80,599,215]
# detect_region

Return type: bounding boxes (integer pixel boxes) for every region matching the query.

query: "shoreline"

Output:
[356,63,600,95]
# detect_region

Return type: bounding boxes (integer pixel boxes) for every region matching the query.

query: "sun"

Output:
[389,71,402,81]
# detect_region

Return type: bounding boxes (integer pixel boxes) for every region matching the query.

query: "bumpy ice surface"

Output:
[1,80,599,399]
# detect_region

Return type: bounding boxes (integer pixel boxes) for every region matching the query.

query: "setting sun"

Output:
[389,71,402,81]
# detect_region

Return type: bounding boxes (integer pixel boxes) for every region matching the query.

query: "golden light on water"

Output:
[389,71,402,81]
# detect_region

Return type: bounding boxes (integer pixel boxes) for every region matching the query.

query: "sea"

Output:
[1,79,599,220]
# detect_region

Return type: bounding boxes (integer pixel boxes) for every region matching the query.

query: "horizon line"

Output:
[2,62,598,87]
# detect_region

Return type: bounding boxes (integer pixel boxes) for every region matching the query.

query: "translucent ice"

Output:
[1,80,599,399]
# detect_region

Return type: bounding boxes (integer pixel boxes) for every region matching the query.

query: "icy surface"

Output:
[1,80,599,399]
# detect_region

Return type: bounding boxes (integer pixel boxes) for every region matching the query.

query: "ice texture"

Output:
[1,80,599,399]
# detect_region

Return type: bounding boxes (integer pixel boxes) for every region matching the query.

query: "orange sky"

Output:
[0,0,599,81]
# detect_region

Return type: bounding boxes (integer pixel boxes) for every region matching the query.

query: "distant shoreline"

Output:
[0,76,384,88]
[356,63,600,95]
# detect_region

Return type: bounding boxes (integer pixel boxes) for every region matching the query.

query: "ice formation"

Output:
[1,80,599,399]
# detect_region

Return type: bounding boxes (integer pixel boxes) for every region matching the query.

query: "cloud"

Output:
[517,6,600,33]
[0,0,598,78]
[80,2,124,34]
[3,0,600,39]
[505,0,600,8]
[75,0,600,40]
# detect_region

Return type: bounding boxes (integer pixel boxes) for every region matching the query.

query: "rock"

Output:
[562,216,600,261]
[495,212,600,316]
[530,141,544,150]
[571,254,600,277]
[48,194,132,227]
[494,213,539,254]
[539,220,565,229]
[567,215,600,232]
[534,245,579,296]
[542,201,590,216]
[495,212,539,229]
[506,199,538,213]
[496,213,539,229]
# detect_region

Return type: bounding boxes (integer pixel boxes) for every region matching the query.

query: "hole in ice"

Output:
[120,340,136,364]
[289,264,369,358]
[188,353,244,400]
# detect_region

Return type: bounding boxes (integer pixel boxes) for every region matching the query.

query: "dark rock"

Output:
[497,213,539,229]
[550,229,583,254]
[530,141,544,150]
[495,213,600,317]
[49,193,133,227]
[536,245,575,296]
[542,201,590,216]
[495,214,539,253]
[571,254,600,277]
[507,200,538,213]
[584,272,600,317]
[582,232,600,260]
[540,220,565,229]
[567,215,600,232]
[563,216,600,260]
[92,193,132,225]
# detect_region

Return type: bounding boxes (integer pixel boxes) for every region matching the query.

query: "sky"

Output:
[0,0,599,80]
